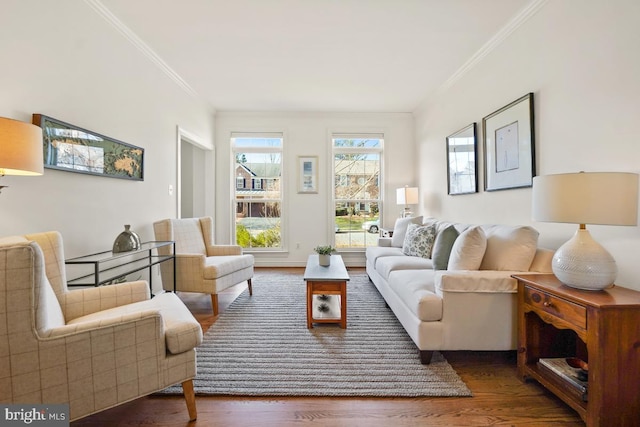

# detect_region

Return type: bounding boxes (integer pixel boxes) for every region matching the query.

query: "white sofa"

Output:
[365,217,553,364]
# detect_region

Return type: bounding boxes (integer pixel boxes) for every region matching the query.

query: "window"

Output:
[332,133,383,249]
[232,133,283,250]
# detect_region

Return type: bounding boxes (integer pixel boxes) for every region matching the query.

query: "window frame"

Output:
[231,132,285,252]
[331,132,384,251]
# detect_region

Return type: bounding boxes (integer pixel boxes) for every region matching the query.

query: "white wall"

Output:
[215,112,414,267]
[0,0,214,259]
[414,0,640,289]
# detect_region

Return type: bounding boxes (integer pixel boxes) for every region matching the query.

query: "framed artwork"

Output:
[446,123,478,195]
[298,155,318,193]
[482,93,535,191]
[33,114,144,181]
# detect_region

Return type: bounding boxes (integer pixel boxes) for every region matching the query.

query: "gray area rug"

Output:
[160,271,472,397]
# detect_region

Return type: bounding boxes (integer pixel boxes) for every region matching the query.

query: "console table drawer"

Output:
[523,285,586,330]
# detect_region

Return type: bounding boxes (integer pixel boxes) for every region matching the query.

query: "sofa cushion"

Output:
[375,255,434,280]
[448,225,487,270]
[388,270,442,321]
[431,225,459,270]
[402,223,436,258]
[391,216,423,248]
[479,225,539,271]
[365,246,404,267]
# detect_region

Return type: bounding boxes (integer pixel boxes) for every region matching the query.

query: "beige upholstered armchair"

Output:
[153,216,254,315]
[0,232,202,422]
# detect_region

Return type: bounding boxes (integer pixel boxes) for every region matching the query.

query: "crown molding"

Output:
[436,0,550,96]
[83,0,199,99]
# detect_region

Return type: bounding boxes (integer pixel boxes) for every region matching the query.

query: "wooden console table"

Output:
[303,254,350,329]
[513,274,640,426]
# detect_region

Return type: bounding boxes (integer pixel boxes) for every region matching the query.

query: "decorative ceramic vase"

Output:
[319,254,331,267]
[113,224,142,253]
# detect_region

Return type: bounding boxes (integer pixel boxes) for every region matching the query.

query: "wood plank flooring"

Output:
[71,268,584,427]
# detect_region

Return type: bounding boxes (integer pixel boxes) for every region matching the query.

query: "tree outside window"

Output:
[332,135,383,249]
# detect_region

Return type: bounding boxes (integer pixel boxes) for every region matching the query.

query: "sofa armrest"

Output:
[377,238,393,247]
[62,280,151,321]
[529,248,554,273]
[435,270,524,293]
[207,245,243,256]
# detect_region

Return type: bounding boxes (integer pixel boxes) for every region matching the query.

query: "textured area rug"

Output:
[160,271,472,397]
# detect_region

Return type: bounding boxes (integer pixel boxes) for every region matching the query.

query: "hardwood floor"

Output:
[72,268,584,427]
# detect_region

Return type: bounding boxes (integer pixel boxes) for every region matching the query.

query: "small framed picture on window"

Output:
[298,155,318,193]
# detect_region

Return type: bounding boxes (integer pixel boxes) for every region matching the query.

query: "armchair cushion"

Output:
[170,219,207,255]
[203,254,254,280]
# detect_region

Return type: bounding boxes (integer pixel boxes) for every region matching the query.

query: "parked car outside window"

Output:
[362,220,379,233]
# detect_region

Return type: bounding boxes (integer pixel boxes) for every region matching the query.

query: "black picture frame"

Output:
[482,93,535,191]
[33,114,144,181]
[446,123,478,195]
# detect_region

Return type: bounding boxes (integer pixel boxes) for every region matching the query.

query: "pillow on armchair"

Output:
[391,216,423,247]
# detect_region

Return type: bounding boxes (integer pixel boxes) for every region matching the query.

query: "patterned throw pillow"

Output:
[402,223,437,258]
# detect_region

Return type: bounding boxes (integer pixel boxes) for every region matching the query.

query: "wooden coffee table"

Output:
[303,254,350,329]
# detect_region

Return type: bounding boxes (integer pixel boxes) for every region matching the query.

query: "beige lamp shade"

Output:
[0,117,44,176]
[531,171,639,290]
[532,172,638,226]
[396,186,419,206]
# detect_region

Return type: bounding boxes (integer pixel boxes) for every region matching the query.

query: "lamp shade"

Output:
[396,186,419,206]
[0,117,44,176]
[532,172,638,226]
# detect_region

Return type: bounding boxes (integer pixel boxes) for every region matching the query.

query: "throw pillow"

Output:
[431,225,460,270]
[402,223,437,258]
[391,216,423,248]
[479,225,539,271]
[448,225,487,270]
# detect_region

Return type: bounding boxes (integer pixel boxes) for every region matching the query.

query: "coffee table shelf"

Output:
[303,254,350,329]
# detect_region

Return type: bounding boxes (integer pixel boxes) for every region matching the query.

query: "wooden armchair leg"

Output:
[211,294,219,316]
[182,379,197,421]
[248,278,253,296]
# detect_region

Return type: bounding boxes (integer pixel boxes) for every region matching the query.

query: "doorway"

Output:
[177,127,210,219]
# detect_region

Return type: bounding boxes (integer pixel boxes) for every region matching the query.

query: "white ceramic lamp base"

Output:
[552,228,617,291]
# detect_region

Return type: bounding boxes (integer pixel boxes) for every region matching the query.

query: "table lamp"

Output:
[396,186,419,218]
[0,117,44,192]
[532,172,639,290]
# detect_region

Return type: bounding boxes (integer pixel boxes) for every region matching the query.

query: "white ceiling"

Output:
[97,0,531,113]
